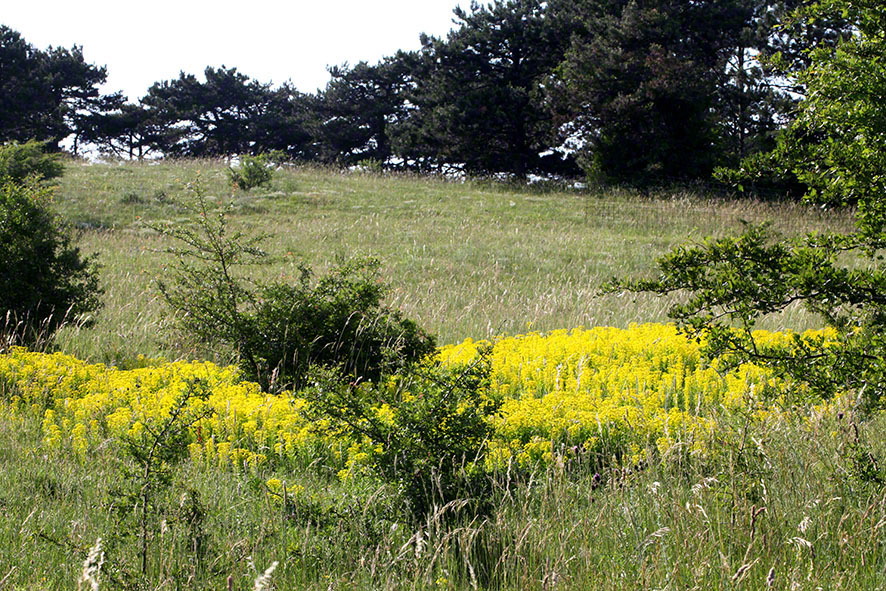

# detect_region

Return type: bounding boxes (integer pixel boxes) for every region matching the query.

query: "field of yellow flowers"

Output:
[0,324,817,476]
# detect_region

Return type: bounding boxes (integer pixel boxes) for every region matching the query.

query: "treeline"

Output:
[0,0,849,187]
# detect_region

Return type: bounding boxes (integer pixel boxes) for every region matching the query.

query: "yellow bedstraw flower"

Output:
[71,423,89,459]
[0,323,833,473]
[441,324,815,468]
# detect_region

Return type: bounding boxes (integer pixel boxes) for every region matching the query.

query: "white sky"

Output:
[2,0,465,102]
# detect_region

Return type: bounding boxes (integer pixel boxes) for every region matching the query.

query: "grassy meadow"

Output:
[1,159,884,591]
[51,159,851,364]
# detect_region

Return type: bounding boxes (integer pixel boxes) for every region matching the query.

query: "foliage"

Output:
[397,0,578,178]
[0,178,101,347]
[553,0,750,185]
[713,0,853,196]
[839,425,886,488]
[139,67,315,158]
[112,379,212,579]
[3,392,885,590]
[0,140,64,184]
[0,324,823,485]
[713,1,785,167]
[1,3,854,184]
[315,56,415,167]
[228,153,274,190]
[80,103,167,160]
[6,324,882,578]
[3,3,842,182]
[0,349,312,470]
[607,0,886,412]
[4,321,879,557]
[148,181,269,382]
[440,324,812,468]
[306,356,498,519]
[550,0,850,188]
[0,25,122,149]
[248,258,436,388]
[150,182,435,391]
[772,2,886,229]
[606,225,877,404]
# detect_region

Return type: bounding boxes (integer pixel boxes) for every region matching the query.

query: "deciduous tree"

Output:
[608,0,886,411]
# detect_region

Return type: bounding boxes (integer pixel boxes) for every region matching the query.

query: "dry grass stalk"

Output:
[77,538,104,591]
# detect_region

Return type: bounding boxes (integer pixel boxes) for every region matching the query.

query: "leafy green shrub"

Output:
[0,179,101,347]
[607,1,886,413]
[151,182,435,391]
[249,259,436,389]
[306,354,497,520]
[227,153,273,191]
[355,158,383,174]
[0,140,64,184]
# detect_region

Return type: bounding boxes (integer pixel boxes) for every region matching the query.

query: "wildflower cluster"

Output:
[0,350,321,469]
[0,324,832,477]
[440,324,826,467]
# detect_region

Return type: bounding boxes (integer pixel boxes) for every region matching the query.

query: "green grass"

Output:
[2,160,883,589]
[51,159,854,364]
[1,400,884,590]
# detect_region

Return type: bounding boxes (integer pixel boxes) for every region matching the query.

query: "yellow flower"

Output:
[0,323,835,474]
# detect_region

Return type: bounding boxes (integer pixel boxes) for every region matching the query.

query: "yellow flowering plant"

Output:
[303,355,498,519]
[440,324,812,469]
[0,323,835,500]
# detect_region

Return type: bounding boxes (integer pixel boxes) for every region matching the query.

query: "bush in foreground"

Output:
[151,181,435,391]
[305,354,498,519]
[0,178,100,348]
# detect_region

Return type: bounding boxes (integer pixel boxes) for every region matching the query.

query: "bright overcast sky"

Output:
[3,0,466,102]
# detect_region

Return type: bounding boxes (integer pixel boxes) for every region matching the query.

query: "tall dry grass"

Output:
[52,160,855,364]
